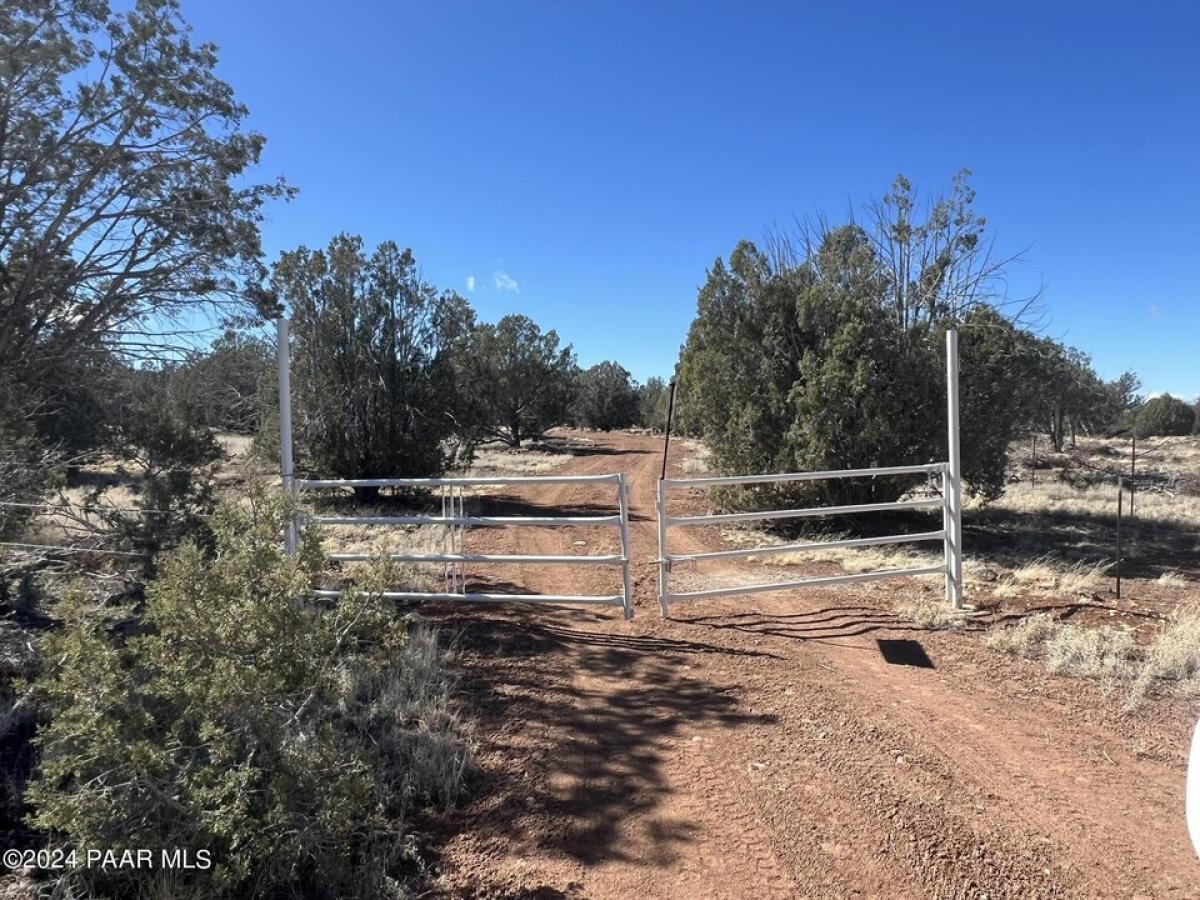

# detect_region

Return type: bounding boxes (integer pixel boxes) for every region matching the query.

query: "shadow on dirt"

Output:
[530,434,656,458]
[303,490,654,523]
[990,599,1172,626]
[755,504,1199,581]
[533,442,655,458]
[676,604,938,643]
[877,638,935,668]
[467,495,652,523]
[417,602,777,884]
[965,508,1200,580]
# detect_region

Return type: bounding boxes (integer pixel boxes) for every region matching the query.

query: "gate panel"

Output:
[297,473,635,619]
[655,463,958,616]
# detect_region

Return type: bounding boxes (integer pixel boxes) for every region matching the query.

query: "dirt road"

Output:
[424,431,1200,898]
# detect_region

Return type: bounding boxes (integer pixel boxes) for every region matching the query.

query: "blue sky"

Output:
[186,1,1199,396]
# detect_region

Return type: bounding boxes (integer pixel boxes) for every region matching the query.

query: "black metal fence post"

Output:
[660,380,677,481]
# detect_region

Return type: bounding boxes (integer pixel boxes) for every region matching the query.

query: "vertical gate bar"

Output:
[946,327,964,608]
[456,488,466,594]
[617,474,634,619]
[942,466,954,606]
[1130,435,1136,519]
[276,317,298,554]
[441,486,450,593]
[656,477,670,616]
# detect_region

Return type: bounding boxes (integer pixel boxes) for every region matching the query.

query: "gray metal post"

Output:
[617,474,634,620]
[942,466,954,606]
[946,328,964,607]
[1130,435,1136,519]
[656,477,670,617]
[276,317,298,554]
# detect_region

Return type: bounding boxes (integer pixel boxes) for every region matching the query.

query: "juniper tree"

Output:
[0,0,291,429]
[636,376,671,430]
[275,235,475,499]
[676,175,1039,505]
[1135,394,1195,437]
[465,315,577,447]
[575,362,640,431]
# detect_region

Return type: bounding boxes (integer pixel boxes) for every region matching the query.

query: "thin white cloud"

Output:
[492,270,519,293]
[465,275,476,292]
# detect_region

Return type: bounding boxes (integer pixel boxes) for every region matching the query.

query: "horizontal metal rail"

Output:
[309,514,622,528]
[275,315,634,618]
[314,589,624,605]
[667,497,942,527]
[297,474,620,488]
[668,530,945,564]
[329,552,624,566]
[664,462,944,489]
[656,459,955,615]
[665,564,946,602]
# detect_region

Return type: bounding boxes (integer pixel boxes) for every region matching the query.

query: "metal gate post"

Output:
[656,477,670,617]
[946,327,964,608]
[276,317,298,554]
[617,474,634,620]
[941,465,954,606]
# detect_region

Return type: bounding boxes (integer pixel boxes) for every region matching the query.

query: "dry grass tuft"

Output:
[1129,607,1200,704]
[1043,623,1138,682]
[987,607,1200,706]
[992,554,1107,599]
[894,597,971,631]
[762,533,943,577]
[985,612,1056,656]
[340,625,474,811]
[982,478,1200,529]
[1157,570,1190,587]
[678,441,713,476]
[983,612,1059,657]
[468,443,573,478]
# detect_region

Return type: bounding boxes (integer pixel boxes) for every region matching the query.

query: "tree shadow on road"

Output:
[532,437,655,457]
[469,495,653,523]
[416,602,778,890]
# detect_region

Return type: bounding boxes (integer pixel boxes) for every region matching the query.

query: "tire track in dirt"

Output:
[426,431,1200,898]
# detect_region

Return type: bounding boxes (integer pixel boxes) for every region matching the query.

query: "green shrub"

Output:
[676,232,1026,503]
[636,376,671,431]
[29,492,470,898]
[279,236,477,497]
[1134,394,1195,437]
[464,314,578,447]
[575,361,640,431]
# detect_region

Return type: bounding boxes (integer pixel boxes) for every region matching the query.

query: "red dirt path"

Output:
[420,430,1200,899]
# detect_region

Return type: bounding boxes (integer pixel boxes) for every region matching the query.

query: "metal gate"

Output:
[295,474,634,619]
[654,329,965,617]
[655,463,959,616]
[275,319,634,619]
